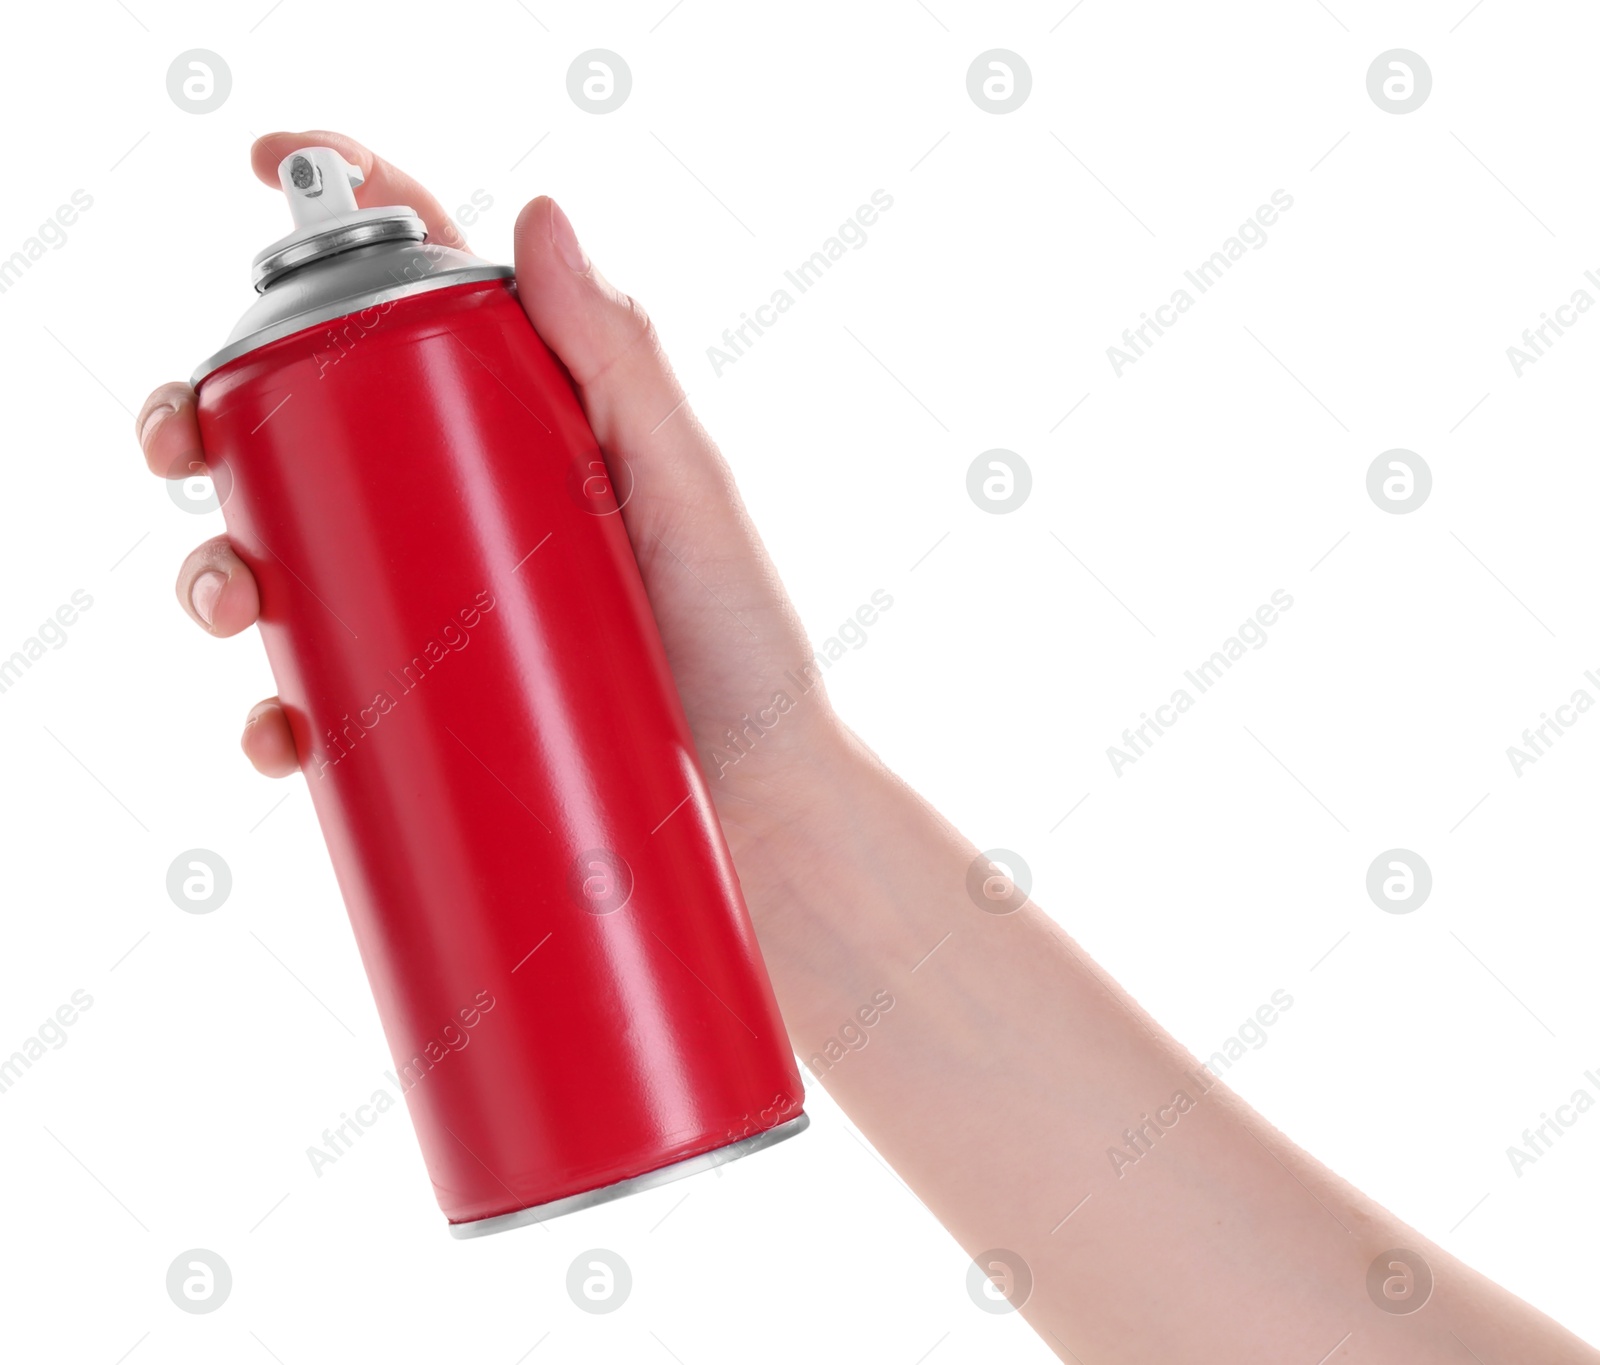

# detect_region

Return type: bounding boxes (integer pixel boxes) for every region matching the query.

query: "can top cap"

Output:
[192,146,513,385]
[250,146,425,291]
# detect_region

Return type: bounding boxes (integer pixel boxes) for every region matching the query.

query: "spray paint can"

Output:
[192,148,806,1236]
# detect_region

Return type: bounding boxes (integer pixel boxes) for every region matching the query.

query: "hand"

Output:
[134,128,848,895]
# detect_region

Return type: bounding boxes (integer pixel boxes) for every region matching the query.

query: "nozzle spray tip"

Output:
[276,147,365,228]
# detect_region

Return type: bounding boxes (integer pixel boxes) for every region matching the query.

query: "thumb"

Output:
[511,197,818,724]
[512,196,728,507]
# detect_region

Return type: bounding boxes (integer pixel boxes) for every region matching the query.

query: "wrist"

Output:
[717,717,973,1053]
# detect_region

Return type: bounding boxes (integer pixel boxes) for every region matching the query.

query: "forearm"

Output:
[736,723,1597,1364]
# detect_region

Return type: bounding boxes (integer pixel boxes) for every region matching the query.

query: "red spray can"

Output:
[192,147,806,1236]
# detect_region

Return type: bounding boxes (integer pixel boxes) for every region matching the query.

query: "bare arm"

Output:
[740,721,1595,1364]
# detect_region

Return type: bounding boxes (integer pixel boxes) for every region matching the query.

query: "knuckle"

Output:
[180,535,231,578]
[618,290,659,357]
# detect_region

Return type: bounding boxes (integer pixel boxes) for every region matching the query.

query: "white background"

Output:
[2,1,1598,1361]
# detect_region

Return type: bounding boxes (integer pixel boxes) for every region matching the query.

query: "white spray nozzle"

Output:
[277,148,365,228]
[250,146,427,291]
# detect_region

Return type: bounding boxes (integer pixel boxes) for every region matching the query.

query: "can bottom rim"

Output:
[445,1112,810,1239]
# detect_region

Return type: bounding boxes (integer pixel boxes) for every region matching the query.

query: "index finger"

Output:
[250,130,469,252]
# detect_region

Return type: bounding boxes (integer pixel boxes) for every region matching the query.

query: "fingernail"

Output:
[138,402,176,447]
[549,200,589,273]
[191,570,225,626]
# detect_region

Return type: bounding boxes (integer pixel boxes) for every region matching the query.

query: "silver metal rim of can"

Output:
[190,264,517,387]
[251,211,426,291]
[446,1112,811,1239]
